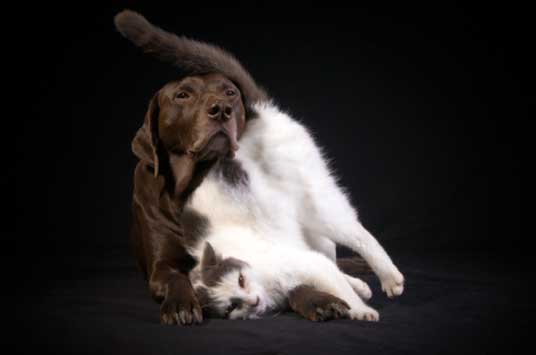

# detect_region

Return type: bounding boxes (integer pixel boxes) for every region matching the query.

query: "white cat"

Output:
[191,238,378,321]
[183,102,405,321]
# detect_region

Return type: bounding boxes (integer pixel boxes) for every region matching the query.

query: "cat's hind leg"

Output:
[308,256,379,321]
[333,279,379,321]
[344,274,372,301]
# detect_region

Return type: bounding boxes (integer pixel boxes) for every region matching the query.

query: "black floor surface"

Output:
[10,4,525,355]
[19,250,530,355]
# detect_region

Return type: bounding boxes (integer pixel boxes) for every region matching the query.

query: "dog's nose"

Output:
[208,103,232,122]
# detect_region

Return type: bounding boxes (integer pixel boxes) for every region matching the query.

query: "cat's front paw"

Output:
[349,306,379,321]
[380,268,405,298]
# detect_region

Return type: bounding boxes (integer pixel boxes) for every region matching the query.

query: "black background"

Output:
[12,2,527,354]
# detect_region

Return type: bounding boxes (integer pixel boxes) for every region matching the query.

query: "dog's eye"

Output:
[226,89,236,97]
[238,274,245,288]
[175,91,190,99]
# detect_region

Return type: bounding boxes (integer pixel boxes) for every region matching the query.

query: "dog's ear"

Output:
[132,93,161,177]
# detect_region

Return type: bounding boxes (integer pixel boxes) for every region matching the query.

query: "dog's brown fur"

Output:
[288,285,351,322]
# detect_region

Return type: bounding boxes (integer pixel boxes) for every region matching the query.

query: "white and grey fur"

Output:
[193,239,376,320]
[185,102,404,321]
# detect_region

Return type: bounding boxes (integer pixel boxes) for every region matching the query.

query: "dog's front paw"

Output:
[349,306,380,322]
[299,294,351,322]
[310,299,351,322]
[160,296,203,325]
[289,285,350,322]
[380,268,405,298]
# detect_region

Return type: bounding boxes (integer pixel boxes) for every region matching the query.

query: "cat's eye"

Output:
[175,91,190,99]
[226,89,236,97]
[238,274,245,288]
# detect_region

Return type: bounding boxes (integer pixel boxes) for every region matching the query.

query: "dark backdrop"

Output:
[12,3,526,354]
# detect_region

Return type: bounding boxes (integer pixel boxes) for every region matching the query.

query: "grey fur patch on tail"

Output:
[114,10,268,108]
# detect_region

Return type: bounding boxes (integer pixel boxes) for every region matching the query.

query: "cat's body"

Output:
[191,237,377,320]
[183,102,404,320]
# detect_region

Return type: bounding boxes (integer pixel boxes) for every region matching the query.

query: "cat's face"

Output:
[206,267,268,319]
[195,243,269,319]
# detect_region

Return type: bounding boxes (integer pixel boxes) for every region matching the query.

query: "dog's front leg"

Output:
[149,259,202,325]
[288,285,350,322]
[131,162,203,325]
[138,217,203,325]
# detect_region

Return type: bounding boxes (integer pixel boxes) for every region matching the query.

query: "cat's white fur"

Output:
[186,101,404,318]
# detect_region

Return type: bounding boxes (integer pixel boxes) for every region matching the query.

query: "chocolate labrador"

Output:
[116,10,372,325]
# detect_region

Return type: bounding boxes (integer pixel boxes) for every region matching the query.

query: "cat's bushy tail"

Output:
[114,10,267,108]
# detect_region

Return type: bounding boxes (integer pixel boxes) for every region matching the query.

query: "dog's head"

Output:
[133,73,246,174]
[116,10,266,195]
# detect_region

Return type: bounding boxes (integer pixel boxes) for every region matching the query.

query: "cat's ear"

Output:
[202,242,221,270]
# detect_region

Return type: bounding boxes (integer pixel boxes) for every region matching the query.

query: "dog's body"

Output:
[116,10,404,325]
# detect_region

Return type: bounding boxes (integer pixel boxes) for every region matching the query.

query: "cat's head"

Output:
[194,242,269,320]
